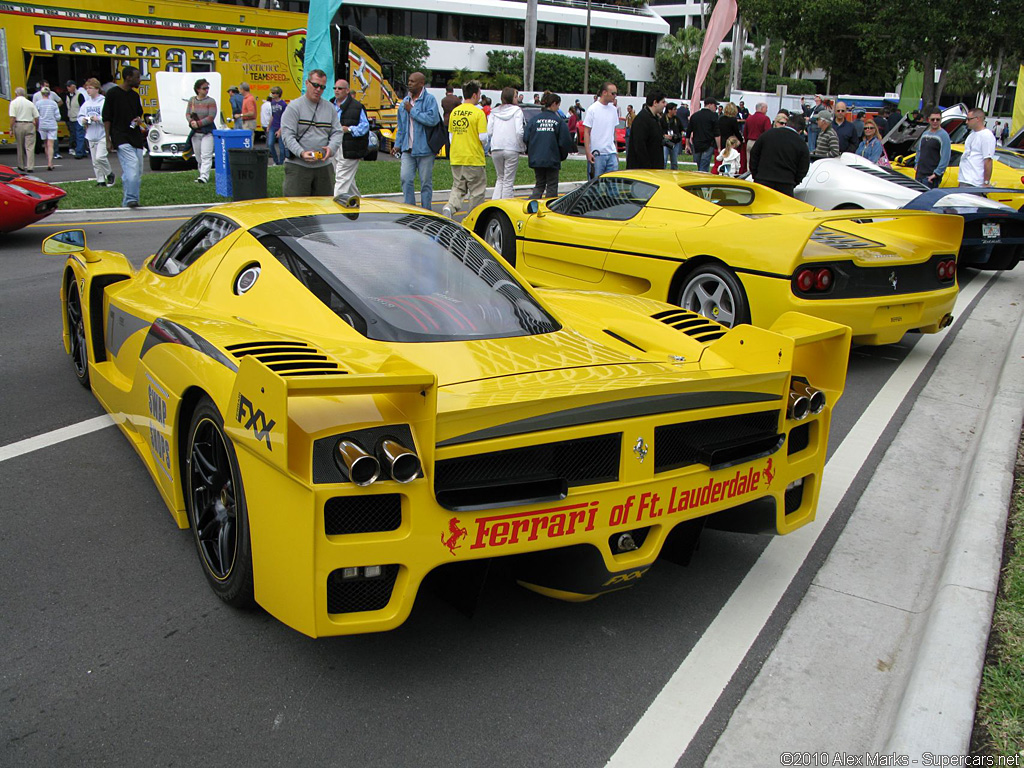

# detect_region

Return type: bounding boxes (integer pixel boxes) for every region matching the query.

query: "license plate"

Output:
[982,222,1000,239]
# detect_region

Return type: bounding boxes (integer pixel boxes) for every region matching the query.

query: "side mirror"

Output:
[525,199,546,216]
[42,229,86,255]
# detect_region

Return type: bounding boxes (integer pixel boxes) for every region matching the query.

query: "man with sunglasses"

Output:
[960,108,996,187]
[832,102,859,153]
[914,108,951,188]
[280,69,343,197]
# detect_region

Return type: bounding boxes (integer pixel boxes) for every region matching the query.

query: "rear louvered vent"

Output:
[224,340,346,376]
[650,309,727,341]
[808,227,882,250]
[851,164,929,191]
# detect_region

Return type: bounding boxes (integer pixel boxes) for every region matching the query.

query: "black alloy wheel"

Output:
[66,280,90,388]
[186,397,254,607]
[479,211,516,267]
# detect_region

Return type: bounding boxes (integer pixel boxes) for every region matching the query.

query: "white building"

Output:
[270,0,669,93]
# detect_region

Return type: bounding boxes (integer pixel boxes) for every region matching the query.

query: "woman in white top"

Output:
[487,87,526,199]
[78,78,114,186]
[35,88,61,170]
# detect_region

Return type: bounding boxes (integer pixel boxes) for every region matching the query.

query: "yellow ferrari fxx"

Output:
[46,198,848,637]
[462,171,963,346]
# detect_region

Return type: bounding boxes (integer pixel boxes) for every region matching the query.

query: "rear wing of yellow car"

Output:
[226,354,437,478]
[799,209,965,259]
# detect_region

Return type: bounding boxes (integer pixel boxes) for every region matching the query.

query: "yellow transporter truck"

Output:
[0,0,398,159]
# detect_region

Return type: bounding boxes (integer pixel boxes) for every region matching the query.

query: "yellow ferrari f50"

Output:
[47,198,848,637]
[463,171,963,346]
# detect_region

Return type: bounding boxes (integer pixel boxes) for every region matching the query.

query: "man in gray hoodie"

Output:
[280,69,343,197]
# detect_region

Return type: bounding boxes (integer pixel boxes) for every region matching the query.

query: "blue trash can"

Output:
[214,129,253,197]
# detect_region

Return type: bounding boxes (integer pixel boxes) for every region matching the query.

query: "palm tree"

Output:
[657,25,705,98]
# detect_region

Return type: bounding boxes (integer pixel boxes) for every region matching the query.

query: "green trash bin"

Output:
[227,147,269,201]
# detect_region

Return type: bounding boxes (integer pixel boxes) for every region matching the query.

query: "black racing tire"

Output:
[478,210,516,267]
[149,155,164,171]
[676,263,751,328]
[66,279,90,389]
[185,397,255,608]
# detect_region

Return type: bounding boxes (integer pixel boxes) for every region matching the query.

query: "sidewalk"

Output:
[707,268,1024,764]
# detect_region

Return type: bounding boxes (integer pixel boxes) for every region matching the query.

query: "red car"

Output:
[570,116,627,151]
[0,164,66,233]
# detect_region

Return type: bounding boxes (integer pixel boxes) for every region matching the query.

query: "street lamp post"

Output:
[583,0,592,95]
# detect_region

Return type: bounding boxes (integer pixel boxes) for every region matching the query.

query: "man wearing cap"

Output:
[810,110,840,159]
[8,87,39,172]
[65,81,87,158]
[330,78,369,203]
[239,83,257,131]
[686,97,721,173]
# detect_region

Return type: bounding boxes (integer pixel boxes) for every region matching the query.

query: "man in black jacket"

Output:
[626,91,667,170]
[331,78,369,203]
[686,97,720,172]
[749,113,810,197]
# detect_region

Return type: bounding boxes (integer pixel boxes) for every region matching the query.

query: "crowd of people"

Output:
[8,71,1011,210]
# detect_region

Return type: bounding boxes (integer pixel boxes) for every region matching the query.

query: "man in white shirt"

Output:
[8,87,39,171]
[583,81,620,178]
[960,108,996,187]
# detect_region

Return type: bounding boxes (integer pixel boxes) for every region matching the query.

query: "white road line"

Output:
[0,414,115,464]
[606,272,997,768]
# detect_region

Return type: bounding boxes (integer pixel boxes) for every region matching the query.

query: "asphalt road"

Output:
[0,216,984,767]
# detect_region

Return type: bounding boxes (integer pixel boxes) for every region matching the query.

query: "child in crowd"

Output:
[716,136,741,176]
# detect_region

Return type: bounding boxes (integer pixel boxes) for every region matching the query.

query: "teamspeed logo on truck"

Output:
[448,464,768,554]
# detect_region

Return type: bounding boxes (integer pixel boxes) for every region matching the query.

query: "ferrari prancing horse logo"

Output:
[236,393,276,450]
[442,517,469,555]
[633,437,649,463]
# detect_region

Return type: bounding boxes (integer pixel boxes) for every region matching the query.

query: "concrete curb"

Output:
[44,181,585,222]
[885,309,1024,758]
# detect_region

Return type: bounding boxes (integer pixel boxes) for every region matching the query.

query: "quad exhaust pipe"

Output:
[377,438,421,484]
[335,437,421,485]
[788,379,826,421]
[336,440,381,486]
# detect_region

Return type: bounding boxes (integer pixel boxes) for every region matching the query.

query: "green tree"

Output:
[367,35,430,84]
[448,68,483,89]
[655,26,705,98]
[486,50,626,94]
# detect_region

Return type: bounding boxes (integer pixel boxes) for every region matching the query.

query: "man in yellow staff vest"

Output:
[443,81,489,219]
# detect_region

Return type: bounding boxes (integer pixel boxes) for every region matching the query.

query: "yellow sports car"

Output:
[890,146,1024,211]
[46,198,848,637]
[462,171,963,346]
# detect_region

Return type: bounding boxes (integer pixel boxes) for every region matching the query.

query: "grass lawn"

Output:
[972,431,1024,755]
[54,156,595,209]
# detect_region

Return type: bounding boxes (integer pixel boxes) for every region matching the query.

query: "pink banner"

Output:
[690,0,738,114]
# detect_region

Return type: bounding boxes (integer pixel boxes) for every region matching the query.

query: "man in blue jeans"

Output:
[583,81,621,178]
[102,66,146,208]
[686,97,720,173]
[392,71,440,209]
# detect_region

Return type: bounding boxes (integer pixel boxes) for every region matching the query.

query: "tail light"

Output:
[794,266,834,295]
[936,258,956,282]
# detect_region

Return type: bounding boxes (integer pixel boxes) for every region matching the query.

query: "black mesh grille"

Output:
[787,423,811,455]
[650,308,727,341]
[851,164,929,191]
[655,411,781,473]
[324,495,401,535]
[225,340,345,375]
[326,565,399,614]
[435,433,621,492]
[785,481,805,514]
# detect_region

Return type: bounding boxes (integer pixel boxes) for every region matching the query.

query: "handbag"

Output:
[877,143,892,169]
[425,119,447,155]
